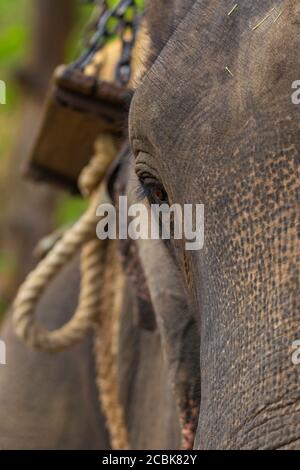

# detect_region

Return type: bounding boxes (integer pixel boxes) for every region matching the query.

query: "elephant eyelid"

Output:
[131,138,147,158]
[131,138,156,162]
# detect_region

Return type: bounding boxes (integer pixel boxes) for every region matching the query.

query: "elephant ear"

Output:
[125,166,201,450]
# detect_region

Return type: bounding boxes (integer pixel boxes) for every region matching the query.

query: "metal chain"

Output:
[116,5,140,85]
[73,0,140,86]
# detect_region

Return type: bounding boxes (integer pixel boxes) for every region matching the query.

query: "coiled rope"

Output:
[93,238,129,450]
[12,131,129,449]
[13,134,117,351]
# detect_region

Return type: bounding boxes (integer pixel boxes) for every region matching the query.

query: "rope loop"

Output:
[13,134,116,352]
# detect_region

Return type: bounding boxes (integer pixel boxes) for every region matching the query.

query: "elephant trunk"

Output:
[194,198,300,449]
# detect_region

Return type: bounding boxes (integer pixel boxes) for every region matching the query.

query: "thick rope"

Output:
[79,134,120,197]
[13,135,116,352]
[94,239,129,450]
[12,33,130,449]
[12,130,130,449]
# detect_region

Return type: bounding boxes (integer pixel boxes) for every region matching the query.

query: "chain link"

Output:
[73,0,141,86]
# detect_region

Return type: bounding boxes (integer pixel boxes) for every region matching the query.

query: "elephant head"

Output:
[128,0,300,449]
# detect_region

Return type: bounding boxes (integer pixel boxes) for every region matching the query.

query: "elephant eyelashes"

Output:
[136,178,169,205]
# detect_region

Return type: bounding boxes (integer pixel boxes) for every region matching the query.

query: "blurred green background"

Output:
[0,0,143,316]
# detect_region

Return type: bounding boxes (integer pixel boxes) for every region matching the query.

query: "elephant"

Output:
[129,0,300,449]
[0,0,299,450]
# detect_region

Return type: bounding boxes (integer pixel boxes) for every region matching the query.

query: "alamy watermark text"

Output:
[96,196,205,251]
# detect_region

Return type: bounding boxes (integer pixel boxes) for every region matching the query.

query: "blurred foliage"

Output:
[0,0,29,313]
[0,249,18,317]
[0,0,28,176]
[0,251,17,278]
[0,0,29,82]
[55,196,89,228]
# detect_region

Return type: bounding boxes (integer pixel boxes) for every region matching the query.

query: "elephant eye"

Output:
[137,174,169,205]
[151,186,168,204]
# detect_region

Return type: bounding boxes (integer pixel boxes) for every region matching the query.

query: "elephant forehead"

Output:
[130,0,291,154]
[144,0,196,63]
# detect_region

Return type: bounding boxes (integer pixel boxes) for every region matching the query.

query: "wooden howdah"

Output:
[24,65,133,193]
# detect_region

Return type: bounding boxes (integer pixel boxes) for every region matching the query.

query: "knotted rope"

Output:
[12,132,129,449]
[13,36,124,350]
[93,238,129,450]
[13,134,118,351]
[12,32,131,449]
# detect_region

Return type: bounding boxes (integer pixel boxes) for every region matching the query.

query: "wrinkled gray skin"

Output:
[130,0,300,449]
[0,0,299,450]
